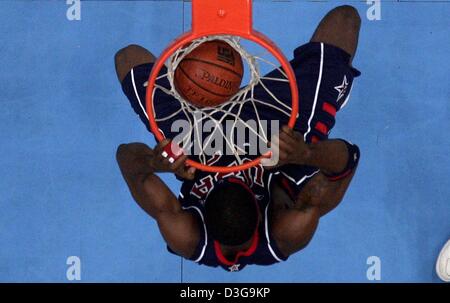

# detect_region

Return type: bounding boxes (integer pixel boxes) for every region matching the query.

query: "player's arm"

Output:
[313,169,358,216]
[270,181,320,256]
[269,126,360,256]
[290,133,360,216]
[271,168,357,256]
[116,141,198,259]
[272,125,360,214]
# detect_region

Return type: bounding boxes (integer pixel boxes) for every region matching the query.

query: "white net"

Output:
[149,35,294,166]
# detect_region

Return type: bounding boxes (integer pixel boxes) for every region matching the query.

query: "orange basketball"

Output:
[174,40,244,107]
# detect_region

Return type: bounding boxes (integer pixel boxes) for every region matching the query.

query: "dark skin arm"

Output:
[116,141,198,259]
[270,188,320,256]
[269,126,359,256]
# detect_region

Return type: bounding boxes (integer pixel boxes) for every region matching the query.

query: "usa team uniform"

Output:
[121,42,361,271]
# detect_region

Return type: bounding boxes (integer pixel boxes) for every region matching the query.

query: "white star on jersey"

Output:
[229,264,240,272]
[334,75,349,102]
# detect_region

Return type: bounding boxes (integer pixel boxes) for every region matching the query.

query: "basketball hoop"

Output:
[145,0,299,173]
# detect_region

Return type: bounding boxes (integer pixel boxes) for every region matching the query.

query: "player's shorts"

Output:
[120,42,360,188]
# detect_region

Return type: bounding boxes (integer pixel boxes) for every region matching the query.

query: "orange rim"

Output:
[145,0,298,173]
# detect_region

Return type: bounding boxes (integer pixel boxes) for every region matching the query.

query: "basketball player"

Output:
[115,6,362,272]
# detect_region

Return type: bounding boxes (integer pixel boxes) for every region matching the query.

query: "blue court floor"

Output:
[0,0,449,282]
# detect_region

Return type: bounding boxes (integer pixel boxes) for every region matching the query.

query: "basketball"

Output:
[174,40,244,107]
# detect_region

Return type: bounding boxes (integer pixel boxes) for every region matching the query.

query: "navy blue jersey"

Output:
[121,42,360,270]
[176,164,288,272]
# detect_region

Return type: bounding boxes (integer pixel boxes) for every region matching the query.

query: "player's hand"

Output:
[264,125,311,168]
[277,125,311,166]
[151,139,196,180]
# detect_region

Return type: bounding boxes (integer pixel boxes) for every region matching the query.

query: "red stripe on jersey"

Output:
[214,231,260,266]
[322,102,337,117]
[315,121,328,135]
[280,177,296,201]
[327,169,353,181]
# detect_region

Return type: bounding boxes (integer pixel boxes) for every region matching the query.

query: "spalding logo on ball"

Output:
[174,40,244,108]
